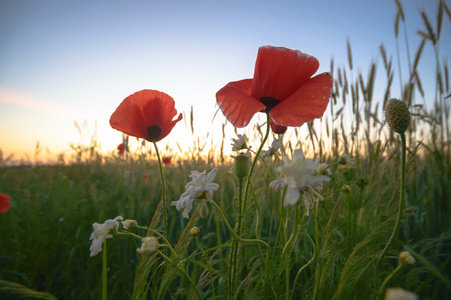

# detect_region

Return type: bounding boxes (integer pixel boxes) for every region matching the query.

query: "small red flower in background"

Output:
[117,143,125,155]
[216,46,333,130]
[143,171,149,181]
[110,90,183,143]
[0,194,11,213]
[162,156,171,166]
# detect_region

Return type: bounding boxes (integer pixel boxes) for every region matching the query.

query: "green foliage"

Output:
[0,1,450,299]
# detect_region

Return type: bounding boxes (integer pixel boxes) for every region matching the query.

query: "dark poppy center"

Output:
[259,97,281,113]
[147,125,162,142]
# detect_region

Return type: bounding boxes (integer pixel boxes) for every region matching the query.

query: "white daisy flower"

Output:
[231,134,248,151]
[121,219,137,231]
[338,152,354,165]
[261,138,283,162]
[89,216,123,257]
[399,251,415,266]
[385,287,418,300]
[172,168,220,218]
[316,163,332,175]
[270,149,330,215]
[137,236,159,255]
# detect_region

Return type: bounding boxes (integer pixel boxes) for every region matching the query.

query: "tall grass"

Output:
[1,1,450,299]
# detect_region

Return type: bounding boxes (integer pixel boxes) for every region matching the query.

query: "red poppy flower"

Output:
[162,156,171,166]
[110,90,183,143]
[117,143,125,155]
[216,46,333,129]
[0,194,11,213]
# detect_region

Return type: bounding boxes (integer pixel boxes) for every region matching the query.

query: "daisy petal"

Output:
[251,46,320,101]
[216,79,266,128]
[140,91,173,123]
[269,73,333,127]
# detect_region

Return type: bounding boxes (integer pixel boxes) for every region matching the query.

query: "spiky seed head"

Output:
[385,99,410,133]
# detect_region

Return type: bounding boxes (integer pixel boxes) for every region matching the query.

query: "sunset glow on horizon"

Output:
[1,0,449,163]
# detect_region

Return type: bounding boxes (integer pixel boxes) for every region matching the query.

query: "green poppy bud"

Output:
[385,99,411,133]
[233,152,250,179]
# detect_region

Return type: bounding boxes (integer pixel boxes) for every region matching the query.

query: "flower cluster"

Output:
[270,149,330,215]
[171,168,220,218]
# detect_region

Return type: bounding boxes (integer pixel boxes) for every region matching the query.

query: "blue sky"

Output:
[0,0,449,161]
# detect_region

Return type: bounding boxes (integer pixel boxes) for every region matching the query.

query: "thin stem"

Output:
[376,132,407,268]
[209,199,270,251]
[116,230,145,241]
[282,203,291,300]
[136,225,178,258]
[157,250,203,300]
[312,200,321,300]
[249,148,272,179]
[242,112,271,232]
[153,142,167,237]
[210,197,271,298]
[377,264,404,299]
[230,178,244,297]
[246,176,262,238]
[289,209,313,300]
[195,237,217,300]
[102,241,107,300]
[269,185,287,266]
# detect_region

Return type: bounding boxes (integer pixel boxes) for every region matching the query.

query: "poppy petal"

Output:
[269,72,333,127]
[160,112,183,141]
[110,90,150,139]
[142,91,178,124]
[251,46,320,101]
[216,79,266,128]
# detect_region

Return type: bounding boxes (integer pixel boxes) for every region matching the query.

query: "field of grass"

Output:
[1,1,450,299]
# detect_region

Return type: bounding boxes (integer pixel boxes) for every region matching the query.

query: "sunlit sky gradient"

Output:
[1,0,449,162]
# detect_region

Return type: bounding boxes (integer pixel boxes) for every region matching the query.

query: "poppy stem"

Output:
[233,112,271,297]
[153,142,167,238]
[241,112,271,234]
